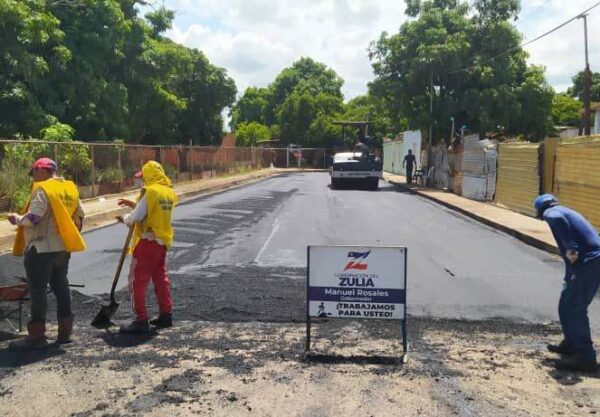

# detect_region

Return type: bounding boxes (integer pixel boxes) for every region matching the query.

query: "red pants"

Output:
[128,239,173,321]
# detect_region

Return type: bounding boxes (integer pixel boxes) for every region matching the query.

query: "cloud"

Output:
[158,0,405,99]
[158,0,600,99]
[520,0,600,92]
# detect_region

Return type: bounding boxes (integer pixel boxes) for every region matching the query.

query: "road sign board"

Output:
[305,245,408,361]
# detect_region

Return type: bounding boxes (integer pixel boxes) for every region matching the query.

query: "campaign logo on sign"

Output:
[344,250,371,271]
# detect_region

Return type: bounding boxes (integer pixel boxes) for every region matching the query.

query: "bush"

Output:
[2,141,49,168]
[39,123,92,183]
[95,167,124,183]
[40,123,75,142]
[59,143,92,183]
[94,141,124,170]
[11,185,31,212]
[163,164,178,181]
[0,145,34,211]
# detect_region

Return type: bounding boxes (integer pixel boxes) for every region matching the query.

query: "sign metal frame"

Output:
[305,245,408,363]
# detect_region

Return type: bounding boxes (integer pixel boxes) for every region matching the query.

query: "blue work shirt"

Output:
[544,205,600,280]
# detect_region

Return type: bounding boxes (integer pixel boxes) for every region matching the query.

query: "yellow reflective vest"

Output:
[13,178,86,256]
[131,183,177,251]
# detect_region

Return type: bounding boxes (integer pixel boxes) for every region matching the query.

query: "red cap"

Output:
[134,170,143,178]
[29,158,58,175]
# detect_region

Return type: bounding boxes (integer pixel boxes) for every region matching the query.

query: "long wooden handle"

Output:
[109,225,134,304]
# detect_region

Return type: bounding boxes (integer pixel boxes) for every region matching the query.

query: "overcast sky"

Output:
[151,0,600,100]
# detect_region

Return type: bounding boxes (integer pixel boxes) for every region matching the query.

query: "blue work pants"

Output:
[559,258,600,360]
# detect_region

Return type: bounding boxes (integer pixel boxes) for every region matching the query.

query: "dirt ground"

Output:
[1,266,599,416]
[1,311,599,416]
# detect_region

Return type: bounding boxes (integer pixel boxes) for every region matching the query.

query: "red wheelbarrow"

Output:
[0,279,85,332]
[0,279,28,332]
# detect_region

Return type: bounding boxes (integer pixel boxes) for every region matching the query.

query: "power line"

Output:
[516,0,553,27]
[450,0,600,75]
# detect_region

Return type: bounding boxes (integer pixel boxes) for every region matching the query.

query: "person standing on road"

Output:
[403,149,417,185]
[535,194,600,372]
[355,140,369,159]
[7,158,86,350]
[116,160,177,334]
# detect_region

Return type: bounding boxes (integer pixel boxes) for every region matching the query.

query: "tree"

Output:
[512,65,554,140]
[0,1,237,145]
[235,122,271,146]
[0,0,69,137]
[552,93,582,126]
[232,58,345,147]
[369,0,554,142]
[145,6,175,37]
[45,0,132,140]
[230,87,269,128]
[369,1,474,141]
[340,94,395,146]
[265,57,343,124]
[567,71,600,103]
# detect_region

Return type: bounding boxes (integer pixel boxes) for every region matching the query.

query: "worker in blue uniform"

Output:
[535,194,600,373]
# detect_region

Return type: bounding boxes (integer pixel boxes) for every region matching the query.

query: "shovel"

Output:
[91,225,134,328]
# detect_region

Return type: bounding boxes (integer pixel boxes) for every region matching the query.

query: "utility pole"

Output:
[428,68,434,167]
[579,14,592,136]
[429,69,434,145]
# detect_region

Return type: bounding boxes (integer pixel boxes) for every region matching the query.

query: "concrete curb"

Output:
[385,177,560,256]
[0,168,304,254]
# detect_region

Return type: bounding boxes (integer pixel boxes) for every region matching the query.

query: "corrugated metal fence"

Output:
[461,134,497,201]
[431,144,450,189]
[383,140,404,175]
[553,136,600,229]
[494,143,541,216]
[382,133,600,226]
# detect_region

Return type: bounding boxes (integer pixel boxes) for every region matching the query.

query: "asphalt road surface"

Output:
[2,172,597,329]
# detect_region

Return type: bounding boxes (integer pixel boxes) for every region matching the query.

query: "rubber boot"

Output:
[57,317,73,344]
[555,355,599,373]
[8,322,48,351]
[150,313,172,329]
[547,340,575,355]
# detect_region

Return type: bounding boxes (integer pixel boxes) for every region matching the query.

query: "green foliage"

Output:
[338,94,394,147]
[0,0,66,137]
[0,0,236,145]
[232,61,396,149]
[40,122,74,142]
[567,71,600,103]
[369,0,554,141]
[552,93,582,127]
[145,7,175,37]
[235,122,271,146]
[0,148,32,210]
[2,142,44,169]
[513,65,555,140]
[38,122,92,182]
[269,124,281,140]
[95,166,124,183]
[230,87,269,127]
[10,186,31,212]
[162,163,178,181]
[59,143,92,183]
[230,58,344,147]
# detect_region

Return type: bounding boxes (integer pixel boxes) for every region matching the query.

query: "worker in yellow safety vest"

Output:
[7,158,86,350]
[116,160,177,334]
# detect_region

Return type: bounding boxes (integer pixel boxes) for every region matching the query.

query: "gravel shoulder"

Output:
[1,265,599,416]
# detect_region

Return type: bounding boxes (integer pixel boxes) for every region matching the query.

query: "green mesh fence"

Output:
[0,140,330,207]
